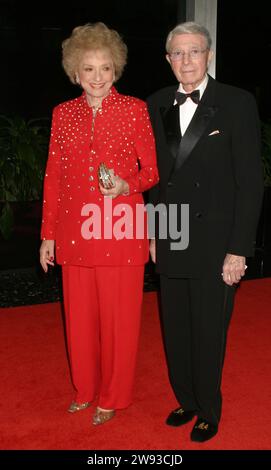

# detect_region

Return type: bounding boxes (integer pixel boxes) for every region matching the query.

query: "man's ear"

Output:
[166,54,171,64]
[207,49,214,67]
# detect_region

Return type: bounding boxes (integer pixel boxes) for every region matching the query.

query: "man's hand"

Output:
[222,253,247,286]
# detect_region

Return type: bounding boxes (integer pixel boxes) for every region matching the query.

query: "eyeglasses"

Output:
[168,48,208,61]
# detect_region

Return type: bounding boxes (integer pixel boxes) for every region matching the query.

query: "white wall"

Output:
[185,0,217,78]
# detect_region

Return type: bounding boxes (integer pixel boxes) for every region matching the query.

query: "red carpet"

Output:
[0,279,271,450]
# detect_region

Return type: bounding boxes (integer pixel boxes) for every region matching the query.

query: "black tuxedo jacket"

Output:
[147,76,264,277]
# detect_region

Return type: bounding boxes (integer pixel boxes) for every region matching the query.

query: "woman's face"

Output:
[76,48,115,104]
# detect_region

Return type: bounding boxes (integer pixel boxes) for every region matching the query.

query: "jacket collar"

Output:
[160,76,219,180]
[81,86,119,111]
[172,75,218,174]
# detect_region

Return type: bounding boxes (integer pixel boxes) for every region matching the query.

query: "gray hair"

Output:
[166,21,212,52]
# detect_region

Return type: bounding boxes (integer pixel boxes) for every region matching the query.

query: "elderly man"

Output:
[147,21,263,442]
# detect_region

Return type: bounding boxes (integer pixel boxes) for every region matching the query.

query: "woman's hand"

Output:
[40,240,55,273]
[149,239,156,263]
[99,170,129,199]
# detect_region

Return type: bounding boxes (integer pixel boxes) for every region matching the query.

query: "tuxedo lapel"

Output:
[160,104,181,159]
[171,77,218,175]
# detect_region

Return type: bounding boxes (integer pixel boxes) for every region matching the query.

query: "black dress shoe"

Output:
[190,418,218,442]
[166,407,196,427]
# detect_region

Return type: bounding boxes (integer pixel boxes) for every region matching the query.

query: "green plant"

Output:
[0,115,50,239]
[262,121,271,187]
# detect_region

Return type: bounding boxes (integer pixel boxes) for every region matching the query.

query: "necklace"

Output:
[92,106,99,117]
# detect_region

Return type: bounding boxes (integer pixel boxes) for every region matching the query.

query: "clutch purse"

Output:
[98,162,115,189]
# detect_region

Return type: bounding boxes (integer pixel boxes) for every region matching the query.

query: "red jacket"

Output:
[41,87,159,267]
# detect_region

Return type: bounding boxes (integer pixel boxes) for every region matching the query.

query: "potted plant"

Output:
[0,115,49,239]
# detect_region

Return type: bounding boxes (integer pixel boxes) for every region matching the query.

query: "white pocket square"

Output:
[208,130,220,136]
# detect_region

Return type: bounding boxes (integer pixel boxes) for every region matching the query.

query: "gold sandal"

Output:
[92,407,115,425]
[68,401,91,413]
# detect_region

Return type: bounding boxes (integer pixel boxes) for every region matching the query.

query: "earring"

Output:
[75,75,80,85]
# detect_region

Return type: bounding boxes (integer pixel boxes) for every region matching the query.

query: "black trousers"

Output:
[159,275,236,426]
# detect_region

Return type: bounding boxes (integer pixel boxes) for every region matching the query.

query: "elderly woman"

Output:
[40,22,158,425]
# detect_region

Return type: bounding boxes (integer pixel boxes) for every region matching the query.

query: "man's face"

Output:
[166,33,213,91]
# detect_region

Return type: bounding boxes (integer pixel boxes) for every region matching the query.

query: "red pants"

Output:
[62,265,144,409]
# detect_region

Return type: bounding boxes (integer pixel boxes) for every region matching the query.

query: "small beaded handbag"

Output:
[98,162,115,189]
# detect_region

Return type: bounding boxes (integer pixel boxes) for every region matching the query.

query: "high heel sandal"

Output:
[92,407,115,425]
[68,401,91,413]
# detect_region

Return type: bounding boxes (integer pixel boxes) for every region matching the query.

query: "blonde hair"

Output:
[62,22,128,83]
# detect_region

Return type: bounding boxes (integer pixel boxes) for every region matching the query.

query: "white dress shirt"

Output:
[175,75,209,136]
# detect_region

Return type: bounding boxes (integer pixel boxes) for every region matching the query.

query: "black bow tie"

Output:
[175,89,200,105]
